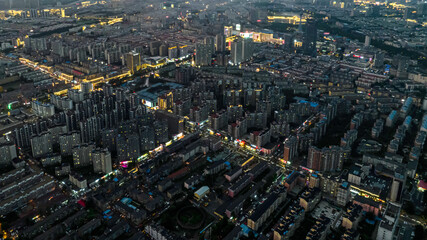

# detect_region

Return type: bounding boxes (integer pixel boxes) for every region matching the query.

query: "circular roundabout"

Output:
[176,206,206,230]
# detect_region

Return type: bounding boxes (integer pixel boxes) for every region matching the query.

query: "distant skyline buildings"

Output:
[215,34,226,53]
[303,18,317,57]
[0,0,426,237]
[195,43,212,66]
[7,0,39,9]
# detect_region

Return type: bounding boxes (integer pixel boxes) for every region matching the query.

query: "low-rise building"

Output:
[352,195,382,216]
[341,229,360,240]
[158,179,172,192]
[248,161,268,180]
[228,175,251,198]
[299,188,321,211]
[273,204,305,240]
[247,188,287,231]
[342,204,363,230]
[166,186,182,199]
[145,224,185,240]
[284,170,306,193]
[204,160,226,175]
[225,167,242,182]
[114,201,147,225]
[306,215,331,240]
[184,174,202,189]
[77,218,101,237]
[69,172,87,189]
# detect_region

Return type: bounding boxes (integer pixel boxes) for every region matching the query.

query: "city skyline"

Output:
[0,0,426,240]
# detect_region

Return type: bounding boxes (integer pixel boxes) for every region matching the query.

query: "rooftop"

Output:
[249,192,280,222]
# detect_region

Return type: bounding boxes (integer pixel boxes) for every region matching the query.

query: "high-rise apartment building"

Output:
[307,146,349,171]
[0,140,17,165]
[283,136,298,164]
[125,51,141,73]
[31,132,53,158]
[195,43,212,66]
[231,38,254,65]
[73,144,95,167]
[59,132,81,156]
[117,133,140,161]
[92,148,112,174]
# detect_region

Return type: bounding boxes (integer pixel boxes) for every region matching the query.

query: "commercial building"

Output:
[353,195,382,216]
[194,186,210,200]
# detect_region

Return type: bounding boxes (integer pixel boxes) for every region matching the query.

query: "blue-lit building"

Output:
[400,97,413,117]
[386,110,397,127]
[421,114,427,132]
[403,116,412,129]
